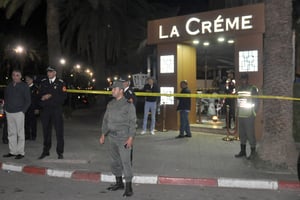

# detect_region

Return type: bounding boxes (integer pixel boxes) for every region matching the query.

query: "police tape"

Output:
[67,89,300,101]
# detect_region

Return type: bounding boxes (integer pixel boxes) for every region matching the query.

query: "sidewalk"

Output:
[0,106,299,190]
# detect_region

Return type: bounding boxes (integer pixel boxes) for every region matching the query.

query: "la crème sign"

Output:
[159,15,253,39]
[147,3,265,44]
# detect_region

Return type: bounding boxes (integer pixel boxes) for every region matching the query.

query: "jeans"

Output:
[179,110,191,136]
[142,101,157,131]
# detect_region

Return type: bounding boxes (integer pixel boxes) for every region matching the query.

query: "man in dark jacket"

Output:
[25,75,39,140]
[141,77,159,135]
[176,80,192,138]
[3,69,31,159]
[122,78,137,107]
[38,66,67,159]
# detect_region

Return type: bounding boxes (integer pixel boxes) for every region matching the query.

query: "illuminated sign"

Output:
[160,87,174,105]
[147,4,265,45]
[160,55,175,73]
[159,15,253,39]
[239,50,258,72]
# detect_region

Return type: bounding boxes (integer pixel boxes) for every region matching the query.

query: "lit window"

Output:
[160,87,174,105]
[239,50,258,72]
[160,55,174,73]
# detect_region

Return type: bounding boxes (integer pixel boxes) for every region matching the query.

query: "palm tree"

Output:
[0,0,63,76]
[220,0,297,170]
[61,0,174,88]
[260,0,298,170]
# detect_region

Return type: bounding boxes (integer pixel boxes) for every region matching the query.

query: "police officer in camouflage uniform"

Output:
[100,80,136,197]
[235,73,258,160]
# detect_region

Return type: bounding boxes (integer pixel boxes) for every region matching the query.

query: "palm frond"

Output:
[5,0,25,19]
[21,0,42,25]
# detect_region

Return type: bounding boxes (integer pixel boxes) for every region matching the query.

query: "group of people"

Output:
[2,66,258,197]
[3,66,67,160]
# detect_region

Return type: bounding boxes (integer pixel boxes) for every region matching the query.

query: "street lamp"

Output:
[60,58,66,65]
[75,64,81,70]
[14,45,24,54]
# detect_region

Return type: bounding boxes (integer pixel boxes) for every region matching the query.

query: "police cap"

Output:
[47,66,57,72]
[111,80,124,89]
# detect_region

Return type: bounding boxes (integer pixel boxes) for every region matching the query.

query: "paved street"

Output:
[0,104,299,193]
[1,170,299,200]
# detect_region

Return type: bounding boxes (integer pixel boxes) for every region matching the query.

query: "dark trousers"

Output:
[179,110,191,136]
[41,107,64,155]
[238,116,256,148]
[225,99,235,128]
[25,109,37,140]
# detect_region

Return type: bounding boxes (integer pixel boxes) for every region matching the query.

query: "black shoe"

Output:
[38,152,50,160]
[185,135,192,138]
[123,182,133,197]
[234,151,246,158]
[175,135,185,139]
[58,154,64,159]
[107,176,124,191]
[3,153,15,158]
[2,139,8,144]
[15,154,24,159]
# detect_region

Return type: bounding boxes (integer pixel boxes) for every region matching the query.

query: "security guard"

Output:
[99,80,136,197]
[25,75,39,140]
[224,69,236,129]
[38,66,67,159]
[122,78,137,107]
[235,73,258,160]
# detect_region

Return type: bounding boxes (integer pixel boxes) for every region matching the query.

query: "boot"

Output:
[107,176,124,191]
[247,147,256,160]
[123,182,133,197]
[235,144,246,158]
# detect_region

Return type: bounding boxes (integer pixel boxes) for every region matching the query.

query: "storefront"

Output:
[147,3,265,139]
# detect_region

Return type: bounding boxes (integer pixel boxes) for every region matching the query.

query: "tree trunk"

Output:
[46,0,62,77]
[260,0,297,171]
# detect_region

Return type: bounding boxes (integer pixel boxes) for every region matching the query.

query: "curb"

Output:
[1,161,299,191]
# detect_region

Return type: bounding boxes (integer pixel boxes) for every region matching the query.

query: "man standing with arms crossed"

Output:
[100,80,136,197]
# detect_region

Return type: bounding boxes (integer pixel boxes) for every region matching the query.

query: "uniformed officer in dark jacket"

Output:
[122,78,137,107]
[176,80,192,138]
[25,75,39,140]
[38,66,67,159]
[99,80,136,197]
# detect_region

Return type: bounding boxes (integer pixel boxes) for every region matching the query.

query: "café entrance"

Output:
[147,3,265,139]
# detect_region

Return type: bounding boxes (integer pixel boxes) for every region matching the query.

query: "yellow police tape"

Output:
[2,85,299,101]
[67,89,300,101]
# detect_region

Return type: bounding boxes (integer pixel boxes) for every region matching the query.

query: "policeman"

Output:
[38,66,67,159]
[122,78,137,164]
[99,80,136,197]
[235,73,258,160]
[122,78,137,107]
[224,69,236,129]
[25,75,39,140]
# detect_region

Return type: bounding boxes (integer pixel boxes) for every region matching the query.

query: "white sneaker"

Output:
[141,131,146,135]
[151,131,155,135]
